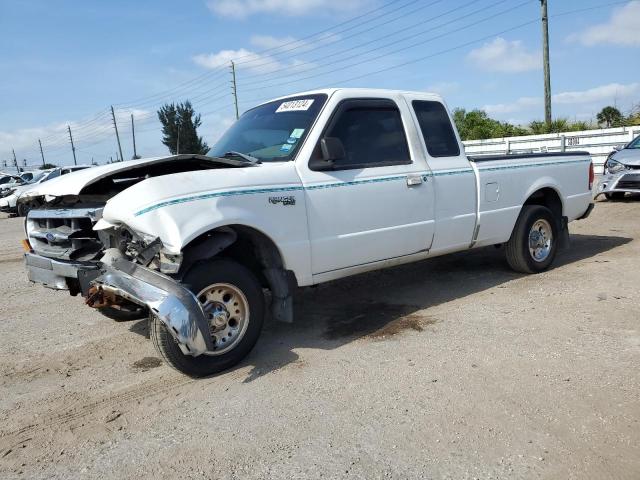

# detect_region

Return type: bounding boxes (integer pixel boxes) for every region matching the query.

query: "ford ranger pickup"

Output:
[22,88,595,376]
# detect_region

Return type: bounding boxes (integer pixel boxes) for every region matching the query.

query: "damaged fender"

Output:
[86,250,214,356]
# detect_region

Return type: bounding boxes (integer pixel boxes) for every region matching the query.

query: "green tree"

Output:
[453,108,527,140]
[157,101,209,155]
[626,104,640,126]
[529,118,593,134]
[596,106,624,128]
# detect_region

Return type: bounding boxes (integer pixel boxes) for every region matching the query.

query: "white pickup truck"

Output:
[23,88,594,376]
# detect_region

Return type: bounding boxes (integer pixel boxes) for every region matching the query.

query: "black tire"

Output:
[150,259,265,377]
[505,205,559,274]
[98,305,147,322]
[604,192,625,200]
[17,202,28,217]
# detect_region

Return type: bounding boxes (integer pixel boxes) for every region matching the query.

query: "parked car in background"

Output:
[596,134,640,200]
[0,173,24,192]
[2,165,91,216]
[0,170,52,216]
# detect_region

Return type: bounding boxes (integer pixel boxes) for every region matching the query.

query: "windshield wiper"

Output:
[221,151,261,165]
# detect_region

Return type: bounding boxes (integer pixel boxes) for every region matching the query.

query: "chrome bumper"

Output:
[24,252,89,290]
[88,256,214,356]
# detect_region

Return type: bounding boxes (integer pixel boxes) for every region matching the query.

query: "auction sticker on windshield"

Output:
[276,99,314,113]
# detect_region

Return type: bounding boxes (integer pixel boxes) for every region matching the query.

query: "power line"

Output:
[239,0,531,95]
[237,0,499,88]
[112,0,414,108]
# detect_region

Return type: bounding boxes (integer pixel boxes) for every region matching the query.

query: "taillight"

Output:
[588,161,594,190]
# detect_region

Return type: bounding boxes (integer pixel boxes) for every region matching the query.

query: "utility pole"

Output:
[131,114,138,159]
[540,0,552,128]
[110,105,124,163]
[38,139,46,166]
[67,125,77,165]
[230,60,239,120]
[176,118,180,155]
[12,149,19,173]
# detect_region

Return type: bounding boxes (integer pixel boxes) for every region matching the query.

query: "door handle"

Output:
[406,175,423,187]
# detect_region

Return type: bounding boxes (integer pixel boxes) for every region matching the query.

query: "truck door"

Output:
[300,96,436,275]
[406,96,477,254]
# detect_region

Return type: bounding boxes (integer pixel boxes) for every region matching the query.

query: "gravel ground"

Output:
[0,200,639,479]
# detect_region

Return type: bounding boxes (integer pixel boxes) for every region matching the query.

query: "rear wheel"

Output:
[505,205,559,274]
[604,192,625,200]
[150,259,265,377]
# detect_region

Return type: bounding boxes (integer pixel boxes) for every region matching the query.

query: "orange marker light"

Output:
[21,239,32,252]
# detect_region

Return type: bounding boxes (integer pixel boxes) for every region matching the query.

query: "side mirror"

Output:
[613,145,623,152]
[320,137,345,162]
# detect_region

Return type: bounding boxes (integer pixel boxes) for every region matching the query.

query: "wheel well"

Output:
[523,187,563,219]
[182,225,296,322]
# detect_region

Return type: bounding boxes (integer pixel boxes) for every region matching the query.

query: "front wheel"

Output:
[150,259,265,377]
[505,205,559,274]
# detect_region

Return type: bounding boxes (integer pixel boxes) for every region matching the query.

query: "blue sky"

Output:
[1,0,639,167]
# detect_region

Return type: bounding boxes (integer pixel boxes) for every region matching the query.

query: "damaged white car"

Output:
[23,88,595,376]
[595,134,640,200]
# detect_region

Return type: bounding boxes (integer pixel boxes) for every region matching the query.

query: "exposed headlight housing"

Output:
[605,159,626,174]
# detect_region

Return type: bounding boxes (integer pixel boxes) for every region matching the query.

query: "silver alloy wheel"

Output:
[197,283,250,356]
[528,219,553,262]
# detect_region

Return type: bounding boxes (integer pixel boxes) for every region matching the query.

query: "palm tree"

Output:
[597,106,623,128]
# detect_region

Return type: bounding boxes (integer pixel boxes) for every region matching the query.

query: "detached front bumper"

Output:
[84,256,214,357]
[24,252,94,290]
[596,171,640,197]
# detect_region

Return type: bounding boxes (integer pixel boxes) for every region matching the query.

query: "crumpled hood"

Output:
[20,155,228,200]
[99,161,302,251]
[610,148,640,166]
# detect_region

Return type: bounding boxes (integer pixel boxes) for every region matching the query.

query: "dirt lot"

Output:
[0,200,639,479]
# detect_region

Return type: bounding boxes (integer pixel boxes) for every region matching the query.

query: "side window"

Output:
[412,100,460,157]
[323,100,410,169]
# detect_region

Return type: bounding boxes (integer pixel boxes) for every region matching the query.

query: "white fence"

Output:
[463,126,640,173]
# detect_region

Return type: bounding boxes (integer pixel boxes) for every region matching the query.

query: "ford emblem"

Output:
[45,232,55,242]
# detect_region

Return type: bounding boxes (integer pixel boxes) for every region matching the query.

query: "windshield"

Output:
[210,94,328,162]
[30,171,47,183]
[627,135,640,149]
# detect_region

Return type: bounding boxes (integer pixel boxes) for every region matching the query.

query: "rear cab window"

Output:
[412,100,460,157]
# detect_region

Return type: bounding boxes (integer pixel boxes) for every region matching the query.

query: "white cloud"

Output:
[193,48,281,74]
[568,1,640,47]
[193,36,321,74]
[483,82,640,116]
[0,108,152,162]
[207,0,368,18]
[467,37,540,73]
[553,82,640,105]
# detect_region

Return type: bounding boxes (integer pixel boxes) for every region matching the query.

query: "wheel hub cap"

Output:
[197,283,250,356]
[528,219,553,262]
